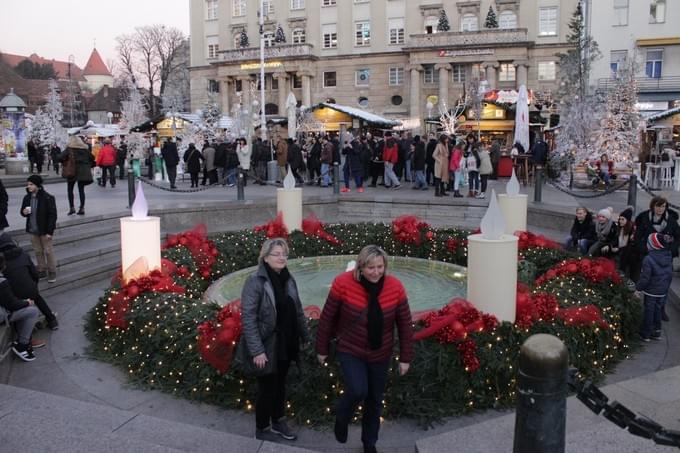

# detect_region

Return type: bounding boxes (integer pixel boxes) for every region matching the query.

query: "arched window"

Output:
[499,10,517,29]
[461,14,478,32]
[292,28,306,44]
[265,103,279,115]
[264,31,275,47]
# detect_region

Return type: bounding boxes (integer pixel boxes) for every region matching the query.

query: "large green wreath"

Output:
[85,222,642,428]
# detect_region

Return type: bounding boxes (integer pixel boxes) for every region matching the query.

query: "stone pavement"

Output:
[1,173,680,452]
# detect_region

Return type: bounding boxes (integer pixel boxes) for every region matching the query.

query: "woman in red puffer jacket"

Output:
[96,139,117,188]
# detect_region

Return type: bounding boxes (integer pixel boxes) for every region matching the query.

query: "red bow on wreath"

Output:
[197,299,243,374]
[163,224,218,279]
[302,214,342,245]
[392,215,432,245]
[254,212,289,239]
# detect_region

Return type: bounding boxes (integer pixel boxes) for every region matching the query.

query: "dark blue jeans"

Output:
[336,352,390,447]
[640,294,665,339]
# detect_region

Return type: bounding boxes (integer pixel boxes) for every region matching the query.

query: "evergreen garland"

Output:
[85,223,642,428]
[437,9,450,32]
[485,6,498,28]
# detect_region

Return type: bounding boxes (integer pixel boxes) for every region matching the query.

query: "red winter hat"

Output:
[647,233,667,251]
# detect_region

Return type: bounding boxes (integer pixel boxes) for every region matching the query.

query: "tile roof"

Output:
[85,86,122,113]
[0,52,85,81]
[82,48,112,77]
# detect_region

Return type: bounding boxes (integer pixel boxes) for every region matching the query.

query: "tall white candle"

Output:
[498,169,528,234]
[120,182,161,283]
[276,168,303,231]
[467,190,518,322]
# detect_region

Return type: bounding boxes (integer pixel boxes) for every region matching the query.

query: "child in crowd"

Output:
[565,207,596,255]
[636,233,673,342]
[589,207,618,256]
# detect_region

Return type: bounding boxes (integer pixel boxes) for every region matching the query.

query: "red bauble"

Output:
[425,231,434,240]
[201,269,211,279]
[451,320,467,339]
[126,285,140,299]
[566,263,578,273]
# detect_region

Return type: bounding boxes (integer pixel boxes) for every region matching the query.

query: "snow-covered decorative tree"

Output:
[274,24,286,44]
[27,108,53,146]
[466,76,484,140]
[119,83,149,159]
[437,9,450,32]
[200,92,222,142]
[485,6,498,28]
[550,2,602,176]
[29,79,67,148]
[592,62,639,166]
[438,100,467,136]
[239,30,249,48]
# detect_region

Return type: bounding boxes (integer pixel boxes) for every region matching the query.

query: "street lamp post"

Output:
[107,111,113,125]
[259,0,267,142]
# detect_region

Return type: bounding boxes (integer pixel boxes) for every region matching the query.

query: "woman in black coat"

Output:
[632,196,680,282]
[183,143,203,188]
[341,137,364,192]
[60,135,94,215]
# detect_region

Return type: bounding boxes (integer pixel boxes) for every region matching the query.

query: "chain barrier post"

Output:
[333,162,340,195]
[237,169,245,201]
[127,169,136,208]
[513,334,568,453]
[534,166,543,203]
[627,174,637,212]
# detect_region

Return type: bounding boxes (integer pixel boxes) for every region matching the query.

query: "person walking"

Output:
[161,139,180,189]
[224,142,239,187]
[636,233,673,342]
[477,145,493,199]
[116,140,128,179]
[50,144,61,175]
[60,135,94,216]
[183,143,203,188]
[382,132,401,189]
[320,136,333,187]
[27,139,38,174]
[237,238,310,442]
[341,134,364,193]
[96,138,117,188]
[201,141,217,185]
[411,136,427,190]
[433,135,450,197]
[237,137,252,186]
[316,245,413,453]
[425,133,437,186]
[20,175,57,283]
[276,137,289,183]
[306,136,322,185]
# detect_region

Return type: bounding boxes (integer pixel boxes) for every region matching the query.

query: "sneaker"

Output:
[271,419,297,441]
[255,426,279,442]
[357,187,365,193]
[340,187,351,193]
[651,335,662,341]
[393,185,402,190]
[639,335,651,342]
[12,343,36,362]
[334,417,348,443]
[38,271,48,280]
[30,338,47,349]
[364,446,377,453]
[47,318,59,331]
[47,273,57,283]
[476,193,486,199]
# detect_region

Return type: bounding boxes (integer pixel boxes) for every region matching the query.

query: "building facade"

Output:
[587,0,680,111]
[189,0,578,131]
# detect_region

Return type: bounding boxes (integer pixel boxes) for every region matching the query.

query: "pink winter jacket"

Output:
[449,148,463,172]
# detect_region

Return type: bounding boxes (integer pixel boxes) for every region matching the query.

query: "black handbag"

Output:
[234,333,277,377]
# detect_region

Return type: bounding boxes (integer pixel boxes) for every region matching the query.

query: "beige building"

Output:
[189,0,578,131]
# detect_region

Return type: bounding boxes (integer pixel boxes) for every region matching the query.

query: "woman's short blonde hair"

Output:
[354,245,389,281]
[258,238,289,264]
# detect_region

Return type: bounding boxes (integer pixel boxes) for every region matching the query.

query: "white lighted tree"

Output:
[438,100,467,136]
[29,79,66,148]
[119,83,149,159]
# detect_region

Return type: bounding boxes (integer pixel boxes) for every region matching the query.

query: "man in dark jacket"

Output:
[116,140,128,179]
[530,136,549,167]
[425,133,437,186]
[412,135,427,190]
[565,207,596,255]
[636,233,673,341]
[0,253,40,361]
[0,178,8,232]
[0,232,57,329]
[161,139,180,189]
[20,175,58,282]
[224,142,240,187]
[215,140,228,184]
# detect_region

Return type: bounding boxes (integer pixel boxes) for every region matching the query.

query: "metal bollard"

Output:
[127,169,136,209]
[534,166,543,203]
[237,170,245,201]
[627,174,637,211]
[333,163,340,195]
[513,334,568,453]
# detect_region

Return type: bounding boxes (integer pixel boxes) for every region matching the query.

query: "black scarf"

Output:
[359,275,385,350]
[263,262,299,361]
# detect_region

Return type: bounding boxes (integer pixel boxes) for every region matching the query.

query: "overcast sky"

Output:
[0,0,189,70]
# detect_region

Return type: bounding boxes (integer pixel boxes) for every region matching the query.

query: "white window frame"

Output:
[460,14,479,32]
[452,64,466,83]
[423,65,439,85]
[388,18,405,45]
[322,24,338,49]
[539,7,558,36]
[232,0,246,17]
[323,71,337,88]
[424,15,438,34]
[389,67,404,86]
[356,69,370,87]
[206,0,218,20]
[292,28,306,44]
[263,31,275,47]
[613,0,629,26]
[499,63,516,82]
[290,0,305,11]
[262,0,274,15]
[207,43,219,59]
[646,49,663,78]
[354,0,369,3]
[610,51,627,75]
[650,0,666,24]
[233,33,242,48]
[498,10,517,29]
[538,61,556,81]
[355,21,371,46]
[322,0,336,6]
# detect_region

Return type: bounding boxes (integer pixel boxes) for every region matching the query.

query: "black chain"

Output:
[636,179,680,211]
[547,179,630,198]
[568,369,680,448]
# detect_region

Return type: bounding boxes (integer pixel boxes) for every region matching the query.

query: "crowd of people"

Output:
[565,197,679,341]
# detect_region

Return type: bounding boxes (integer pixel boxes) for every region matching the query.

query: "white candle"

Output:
[120,182,162,283]
[466,189,518,322]
[497,194,528,234]
[467,234,518,322]
[276,168,302,231]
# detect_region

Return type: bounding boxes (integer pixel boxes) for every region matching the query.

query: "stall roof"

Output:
[646,106,680,123]
[67,123,121,137]
[311,102,401,128]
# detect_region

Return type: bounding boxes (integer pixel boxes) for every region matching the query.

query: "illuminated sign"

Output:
[240,61,283,70]
[439,49,495,57]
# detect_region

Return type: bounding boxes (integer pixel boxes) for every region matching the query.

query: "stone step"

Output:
[39,254,120,297]
[0,384,314,453]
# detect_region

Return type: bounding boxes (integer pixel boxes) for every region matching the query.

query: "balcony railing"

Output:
[218,43,314,63]
[405,29,529,49]
[597,76,680,93]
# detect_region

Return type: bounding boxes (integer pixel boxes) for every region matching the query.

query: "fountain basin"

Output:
[204,255,467,312]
